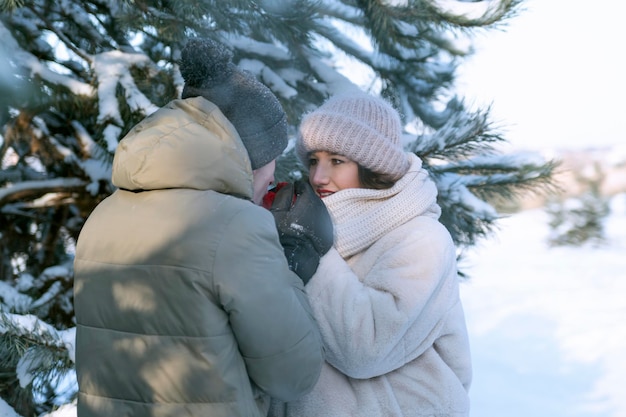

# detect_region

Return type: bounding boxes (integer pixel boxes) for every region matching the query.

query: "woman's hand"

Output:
[270,180,334,284]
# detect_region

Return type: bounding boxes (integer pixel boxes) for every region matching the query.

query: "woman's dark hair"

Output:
[358,165,397,190]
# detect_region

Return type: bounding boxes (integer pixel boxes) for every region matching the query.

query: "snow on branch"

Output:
[408,106,502,157]
[0,265,73,314]
[0,22,93,97]
[225,35,292,61]
[316,0,364,24]
[222,35,303,99]
[0,311,76,393]
[433,152,560,204]
[0,281,33,314]
[0,178,86,207]
[0,312,76,363]
[314,20,376,67]
[70,121,98,157]
[304,49,362,95]
[0,397,21,417]
[439,174,499,219]
[92,50,160,126]
[40,401,77,417]
[239,58,299,99]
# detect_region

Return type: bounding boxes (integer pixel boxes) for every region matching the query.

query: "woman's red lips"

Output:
[316,189,335,198]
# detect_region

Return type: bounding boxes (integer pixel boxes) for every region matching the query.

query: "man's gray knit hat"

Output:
[297,92,410,180]
[180,38,288,170]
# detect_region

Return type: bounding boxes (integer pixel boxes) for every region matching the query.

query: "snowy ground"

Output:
[460,194,626,417]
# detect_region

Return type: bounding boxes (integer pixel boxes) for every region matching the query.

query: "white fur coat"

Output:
[270,154,472,417]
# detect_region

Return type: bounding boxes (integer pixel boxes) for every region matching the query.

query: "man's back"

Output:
[73,97,323,417]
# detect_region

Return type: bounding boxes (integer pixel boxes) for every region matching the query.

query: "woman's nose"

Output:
[310,166,329,185]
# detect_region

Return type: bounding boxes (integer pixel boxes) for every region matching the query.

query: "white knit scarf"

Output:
[322,153,441,258]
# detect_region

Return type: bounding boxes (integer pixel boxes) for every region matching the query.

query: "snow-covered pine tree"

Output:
[0,0,557,415]
[547,162,610,247]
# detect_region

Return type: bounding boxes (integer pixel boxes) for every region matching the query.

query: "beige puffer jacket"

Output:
[74,97,323,417]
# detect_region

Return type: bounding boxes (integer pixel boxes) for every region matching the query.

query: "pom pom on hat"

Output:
[296,93,410,179]
[180,38,288,170]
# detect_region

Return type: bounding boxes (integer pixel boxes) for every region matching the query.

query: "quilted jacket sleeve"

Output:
[213,204,324,401]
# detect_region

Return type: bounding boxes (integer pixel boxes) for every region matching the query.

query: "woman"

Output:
[269,93,472,417]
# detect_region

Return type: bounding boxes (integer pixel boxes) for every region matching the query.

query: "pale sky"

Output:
[456,0,625,152]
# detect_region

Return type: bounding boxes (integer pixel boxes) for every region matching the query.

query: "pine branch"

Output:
[409,105,503,157]
[421,0,523,28]
[0,312,76,415]
[0,179,87,207]
[436,179,499,248]
[313,21,377,68]
[25,5,94,65]
[437,155,560,197]
[0,0,24,12]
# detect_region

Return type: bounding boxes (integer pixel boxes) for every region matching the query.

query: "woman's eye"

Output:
[308,158,318,166]
[332,159,344,165]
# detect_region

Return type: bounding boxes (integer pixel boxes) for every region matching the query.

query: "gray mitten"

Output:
[270,180,334,284]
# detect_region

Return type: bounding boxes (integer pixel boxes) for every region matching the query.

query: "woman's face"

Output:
[308,151,360,198]
[252,159,276,205]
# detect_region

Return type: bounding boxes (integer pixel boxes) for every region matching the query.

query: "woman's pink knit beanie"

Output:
[296,92,410,180]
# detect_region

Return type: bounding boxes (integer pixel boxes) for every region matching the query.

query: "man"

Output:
[74,38,328,417]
